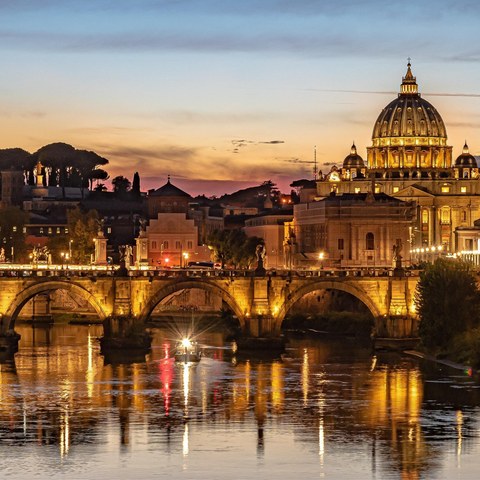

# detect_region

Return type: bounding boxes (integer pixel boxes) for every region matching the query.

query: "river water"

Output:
[1,323,479,480]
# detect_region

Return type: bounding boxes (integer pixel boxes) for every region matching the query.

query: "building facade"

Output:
[313,62,480,256]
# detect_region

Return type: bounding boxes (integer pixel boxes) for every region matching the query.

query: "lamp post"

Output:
[183,252,189,269]
[318,252,324,271]
[69,240,73,262]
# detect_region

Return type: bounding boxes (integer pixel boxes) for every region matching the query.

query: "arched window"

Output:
[462,210,467,222]
[441,209,450,224]
[366,232,374,250]
[422,209,428,224]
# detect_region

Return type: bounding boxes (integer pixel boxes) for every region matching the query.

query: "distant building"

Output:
[145,178,217,266]
[287,193,415,269]
[244,210,293,268]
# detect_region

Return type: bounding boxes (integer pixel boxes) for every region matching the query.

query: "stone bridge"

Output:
[0,271,420,348]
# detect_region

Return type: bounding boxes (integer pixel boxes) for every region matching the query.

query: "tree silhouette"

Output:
[112,175,131,196]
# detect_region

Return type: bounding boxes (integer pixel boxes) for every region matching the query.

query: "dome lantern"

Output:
[400,60,418,95]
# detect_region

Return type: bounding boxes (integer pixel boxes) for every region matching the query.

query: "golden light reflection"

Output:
[86,333,94,398]
[183,423,189,456]
[302,348,309,407]
[319,418,325,465]
[271,361,284,412]
[183,363,190,410]
[456,410,463,458]
[59,409,70,459]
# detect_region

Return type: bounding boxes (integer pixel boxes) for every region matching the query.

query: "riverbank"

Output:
[404,350,477,374]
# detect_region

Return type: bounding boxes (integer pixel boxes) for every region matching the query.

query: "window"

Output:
[441,186,450,193]
[107,227,112,234]
[374,187,380,194]
[175,241,181,249]
[422,210,428,224]
[12,226,17,232]
[462,210,467,222]
[461,186,467,193]
[441,209,450,224]
[152,241,157,250]
[65,228,69,234]
[464,170,469,178]
[338,238,344,250]
[366,232,374,250]
[48,228,52,234]
[56,227,60,234]
[187,241,193,250]
[23,227,26,234]
[39,228,44,234]
[163,240,169,249]
[393,187,399,193]
[355,188,361,194]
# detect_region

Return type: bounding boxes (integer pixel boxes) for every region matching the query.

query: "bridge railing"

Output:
[0,264,421,279]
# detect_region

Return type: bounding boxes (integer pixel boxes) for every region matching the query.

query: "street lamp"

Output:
[318,252,325,271]
[69,240,73,261]
[183,252,189,268]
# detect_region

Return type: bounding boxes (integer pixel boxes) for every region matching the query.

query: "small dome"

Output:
[455,142,477,167]
[343,143,365,168]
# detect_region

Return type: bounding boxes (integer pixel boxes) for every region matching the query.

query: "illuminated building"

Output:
[310,62,480,256]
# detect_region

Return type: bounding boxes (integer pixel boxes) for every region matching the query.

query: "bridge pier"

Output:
[101,315,152,352]
[0,329,21,352]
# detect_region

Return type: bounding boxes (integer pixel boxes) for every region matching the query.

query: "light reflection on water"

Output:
[0,324,478,479]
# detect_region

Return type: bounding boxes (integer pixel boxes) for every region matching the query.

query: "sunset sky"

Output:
[2,0,480,195]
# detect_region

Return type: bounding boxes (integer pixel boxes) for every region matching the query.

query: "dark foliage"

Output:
[414,258,480,350]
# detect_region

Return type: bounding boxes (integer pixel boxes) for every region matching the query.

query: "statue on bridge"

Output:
[392,241,404,272]
[96,218,106,238]
[119,245,133,268]
[32,245,50,264]
[255,243,266,276]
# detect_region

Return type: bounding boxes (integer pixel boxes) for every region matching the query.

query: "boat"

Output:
[175,338,202,362]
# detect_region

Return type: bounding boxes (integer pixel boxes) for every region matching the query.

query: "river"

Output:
[0,323,479,479]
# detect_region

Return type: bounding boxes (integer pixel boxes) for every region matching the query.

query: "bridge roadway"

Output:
[0,267,420,348]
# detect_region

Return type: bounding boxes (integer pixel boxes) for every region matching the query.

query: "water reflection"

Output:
[0,324,477,479]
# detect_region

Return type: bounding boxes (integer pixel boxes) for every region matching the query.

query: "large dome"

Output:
[372,63,447,141]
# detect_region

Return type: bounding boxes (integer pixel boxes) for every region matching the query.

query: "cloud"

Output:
[0,29,426,59]
[282,158,312,164]
[259,140,284,144]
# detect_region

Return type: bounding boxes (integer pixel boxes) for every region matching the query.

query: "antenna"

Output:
[313,145,318,180]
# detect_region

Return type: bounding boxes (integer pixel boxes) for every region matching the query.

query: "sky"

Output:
[2,0,480,196]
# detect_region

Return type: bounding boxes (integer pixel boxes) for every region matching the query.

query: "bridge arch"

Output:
[3,280,107,330]
[275,280,381,331]
[139,279,245,326]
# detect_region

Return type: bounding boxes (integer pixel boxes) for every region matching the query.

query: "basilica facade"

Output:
[311,62,480,258]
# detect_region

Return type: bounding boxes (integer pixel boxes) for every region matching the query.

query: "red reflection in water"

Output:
[159,342,175,416]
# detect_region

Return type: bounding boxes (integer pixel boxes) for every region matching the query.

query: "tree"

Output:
[0,148,30,192]
[0,206,29,262]
[46,234,69,264]
[66,207,99,264]
[26,143,110,196]
[207,229,264,269]
[112,175,131,196]
[132,172,141,197]
[414,258,480,350]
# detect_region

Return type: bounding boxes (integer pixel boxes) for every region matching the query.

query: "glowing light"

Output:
[181,338,192,348]
[318,252,325,260]
[183,423,189,456]
[302,348,309,407]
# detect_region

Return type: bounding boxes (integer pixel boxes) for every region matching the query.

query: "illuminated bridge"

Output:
[0,268,420,348]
